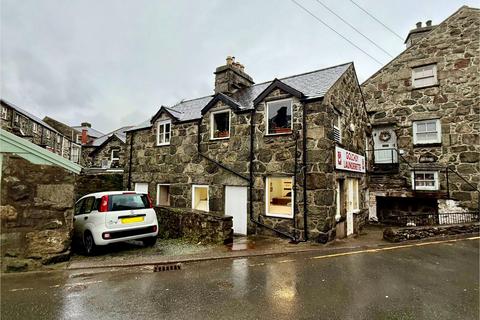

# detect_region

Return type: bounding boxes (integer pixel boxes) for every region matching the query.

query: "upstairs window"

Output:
[1,107,7,120]
[46,130,50,138]
[333,112,342,143]
[156,120,171,146]
[76,134,82,144]
[412,171,439,191]
[71,146,80,163]
[412,64,437,88]
[56,135,61,144]
[413,119,441,144]
[14,114,19,123]
[32,123,38,133]
[211,110,230,140]
[266,99,292,135]
[111,148,120,161]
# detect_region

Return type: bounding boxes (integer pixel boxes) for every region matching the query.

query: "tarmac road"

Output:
[1,237,479,320]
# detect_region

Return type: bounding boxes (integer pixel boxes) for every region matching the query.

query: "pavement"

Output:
[1,236,478,320]
[66,225,392,270]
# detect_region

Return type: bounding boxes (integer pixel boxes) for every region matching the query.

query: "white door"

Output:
[225,186,248,235]
[134,182,149,194]
[373,127,397,164]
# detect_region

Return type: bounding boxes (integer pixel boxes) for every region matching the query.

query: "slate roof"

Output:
[1,99,60,134]
[87,125,133,147]
[126,62,352,132]
[71,125,105,138]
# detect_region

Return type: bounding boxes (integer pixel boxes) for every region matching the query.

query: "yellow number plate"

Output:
[121,216,144,224]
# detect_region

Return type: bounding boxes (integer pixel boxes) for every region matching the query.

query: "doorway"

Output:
[225,186,248,235]
[373,126,398,164]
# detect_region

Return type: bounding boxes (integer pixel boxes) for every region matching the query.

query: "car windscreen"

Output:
[108,194,150,211]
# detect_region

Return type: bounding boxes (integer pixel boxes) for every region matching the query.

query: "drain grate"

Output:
[154,263,182,272]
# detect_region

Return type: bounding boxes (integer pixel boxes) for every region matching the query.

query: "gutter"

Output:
[127,131,134,190]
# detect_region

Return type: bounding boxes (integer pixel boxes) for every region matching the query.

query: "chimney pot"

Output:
[416,21,422,28]
[226,56,233,65]
[81,122,91,128]
[426,20,432,27]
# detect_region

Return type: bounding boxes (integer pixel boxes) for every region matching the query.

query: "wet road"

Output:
[1,237,479,320]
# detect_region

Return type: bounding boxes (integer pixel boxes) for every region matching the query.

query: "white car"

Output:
[73,191,159,255]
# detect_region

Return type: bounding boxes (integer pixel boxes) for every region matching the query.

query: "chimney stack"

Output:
[81,128,88,144]
[214,56,254,94]
[405,20,436,48]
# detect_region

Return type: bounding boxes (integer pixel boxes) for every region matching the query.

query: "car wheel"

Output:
[142,237,157,247]
[83,231,97,255]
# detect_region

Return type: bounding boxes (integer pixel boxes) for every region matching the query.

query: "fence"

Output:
[386,212,479,227]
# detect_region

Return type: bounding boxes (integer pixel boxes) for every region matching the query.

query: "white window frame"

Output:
[14,114,19,123]
[76,134,82,144]
[210,110,231,140]
[1,107,7,120]
[412,64,437,88]
[156,184,171,206]
[333,111,342,143]
[71,145,80,163]
[192,185,209,212]
[413,119,441,145]
[56,135,61,144]
[156,120,171,146]
[265,99,293,136]
[265,176,294,219]
[111,148,120,161]
[45,130,50,138]
[412,171,439,191]
[32,122,38,133]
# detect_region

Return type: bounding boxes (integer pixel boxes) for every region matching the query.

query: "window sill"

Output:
[210,136,230,141]
[265,131,293,137]
[413,142,441,148]
[156,143,171,147]
[412,188,439,192]
[265,213,293,219]
[411,83,439,91]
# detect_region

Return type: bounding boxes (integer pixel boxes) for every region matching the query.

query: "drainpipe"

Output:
[302,100,309,241]
[127,131,134,190]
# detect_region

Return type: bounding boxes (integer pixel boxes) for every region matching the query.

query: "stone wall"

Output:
[75,172,123,200]
[154,207,233,244]
[383,222,479,242]
[0,154,75,272]
[125,64,370,243]
[362,7,480,210]
[89,136,127,169]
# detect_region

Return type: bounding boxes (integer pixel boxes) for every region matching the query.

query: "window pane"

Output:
[426,122,436,131]
[268,101,292,134]
[417,123,426,132]
[267,177,293,217]
[427,132,437,140]
[213,112,230,138]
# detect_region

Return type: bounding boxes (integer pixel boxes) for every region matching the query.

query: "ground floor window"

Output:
[412,171,438,190]
[265,176,293,218]
[157,184,171,206]
[192,185,209,211]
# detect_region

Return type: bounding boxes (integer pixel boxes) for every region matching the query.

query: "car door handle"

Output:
[84,216,88,220]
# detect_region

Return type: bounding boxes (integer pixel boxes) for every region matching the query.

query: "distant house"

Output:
[81,126,133,171]
[71,122,105,145]
[43,116,82,164]
[0,99,80,163]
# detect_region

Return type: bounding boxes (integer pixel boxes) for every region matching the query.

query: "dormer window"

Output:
[211,110,230,140]
[266,99,292,135]
[156,120,171,146]
[412,64,437,88]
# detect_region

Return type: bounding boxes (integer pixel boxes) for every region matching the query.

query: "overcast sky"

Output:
[1,0,477,132]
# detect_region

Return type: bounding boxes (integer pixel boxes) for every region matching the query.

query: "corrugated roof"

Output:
[1,99,60,134]
[127,62,351,131]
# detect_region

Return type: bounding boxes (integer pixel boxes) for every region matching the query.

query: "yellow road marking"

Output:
[311,236,479,260]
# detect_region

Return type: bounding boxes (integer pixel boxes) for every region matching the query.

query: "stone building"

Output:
[0,99,81,164]
[81,126,132,170]
[72,122,105,145]
[125,58,370,242]
[362,6,479,222]
[43,116,82,164]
